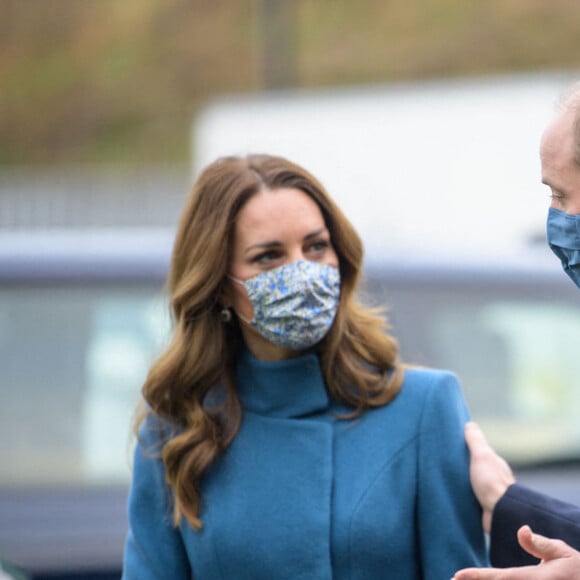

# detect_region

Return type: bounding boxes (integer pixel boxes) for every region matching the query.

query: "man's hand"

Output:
[452,525,580,579]
[464,422,516,532]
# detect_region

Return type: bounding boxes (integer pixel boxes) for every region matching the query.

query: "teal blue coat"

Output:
[123,350,488,579]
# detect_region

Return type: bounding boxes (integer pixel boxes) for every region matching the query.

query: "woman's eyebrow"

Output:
[243,227,329,255]
[304,227,328,241]
[244,240,282,255]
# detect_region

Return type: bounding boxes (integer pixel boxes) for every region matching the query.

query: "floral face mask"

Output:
[230,260,341,350]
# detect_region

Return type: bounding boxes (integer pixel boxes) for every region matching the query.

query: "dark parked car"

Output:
[1,230,579,578]
[0,230,172,579]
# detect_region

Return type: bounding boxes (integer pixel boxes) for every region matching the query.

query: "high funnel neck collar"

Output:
[236,348,330,418]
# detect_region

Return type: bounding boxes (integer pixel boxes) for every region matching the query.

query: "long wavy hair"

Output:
[136,154,404,529]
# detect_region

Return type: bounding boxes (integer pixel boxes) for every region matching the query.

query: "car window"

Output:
[0,283,170,486]
[430,301,580,463]
[363,277,580,466]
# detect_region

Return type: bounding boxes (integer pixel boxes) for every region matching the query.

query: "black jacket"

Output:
[490,483,580,566]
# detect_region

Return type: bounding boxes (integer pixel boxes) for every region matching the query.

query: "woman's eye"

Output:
[254,251,279,264]
[309,240,330,253]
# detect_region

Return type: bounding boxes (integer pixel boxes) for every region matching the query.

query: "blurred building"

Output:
[0,166,189,230]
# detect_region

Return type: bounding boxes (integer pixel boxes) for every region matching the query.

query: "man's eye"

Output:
[550,193,566,204]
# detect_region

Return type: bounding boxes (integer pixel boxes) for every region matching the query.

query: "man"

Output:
[453,81,580,579]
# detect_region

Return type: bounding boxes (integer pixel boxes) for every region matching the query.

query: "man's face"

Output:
[540,106,580,215]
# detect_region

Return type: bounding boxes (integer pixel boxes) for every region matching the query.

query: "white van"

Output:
[192,70,577,256]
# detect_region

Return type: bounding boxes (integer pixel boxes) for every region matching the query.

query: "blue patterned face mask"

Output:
[547,207,580,289]
[230,260,341,350]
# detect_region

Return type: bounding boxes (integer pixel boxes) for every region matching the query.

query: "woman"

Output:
[123,154,488,579]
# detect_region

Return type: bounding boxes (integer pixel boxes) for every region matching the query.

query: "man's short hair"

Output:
[556,80,580,166]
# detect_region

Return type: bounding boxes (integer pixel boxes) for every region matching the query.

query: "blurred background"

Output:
[4,0,580,166]
[2,1,580,578]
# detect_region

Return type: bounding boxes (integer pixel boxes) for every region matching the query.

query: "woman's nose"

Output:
[288,249,307,263]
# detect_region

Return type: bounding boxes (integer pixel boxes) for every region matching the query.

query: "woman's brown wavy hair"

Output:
[136,154,404,530]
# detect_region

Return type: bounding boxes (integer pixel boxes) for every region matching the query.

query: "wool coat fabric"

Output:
[123,349,488,579]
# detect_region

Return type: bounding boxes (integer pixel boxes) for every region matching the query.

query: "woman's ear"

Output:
[218,278,233,309]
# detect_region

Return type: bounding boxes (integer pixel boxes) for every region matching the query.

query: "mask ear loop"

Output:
[226,275,253,324]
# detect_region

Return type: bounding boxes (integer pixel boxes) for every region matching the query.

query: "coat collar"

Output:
[236,347,330,418]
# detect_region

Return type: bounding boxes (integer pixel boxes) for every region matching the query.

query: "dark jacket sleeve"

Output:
[490,483,580,567]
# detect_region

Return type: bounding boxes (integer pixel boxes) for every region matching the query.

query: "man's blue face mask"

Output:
[547,207,580,289]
